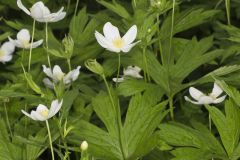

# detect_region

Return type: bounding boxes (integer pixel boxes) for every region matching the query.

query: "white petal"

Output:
[103,22,121,41]
[17,0,31,15]
[121,41,140,53]
[43,78,54,89]
[17,29,30,42]
[31,39,43,48]
[184,96,202,105]
[95,31,111,48]
[52,65,65,81]
[123,66,143,78]
[48,99,63,118]
[63,66,81,84]
[42,65,53,78]
[106,46,121,53]
[122,25,137,45]
[210,83,223,98]
[48,12,66,22]
[36,104,49,113]
[1,41,15,55]
[112,77,125,83]
[213,95,227,104]
[198,96,214,104]
[31,110,47,121]
[0,54,13,63]
[30,1,50,21]
[44,7,66,22]
[21,110,36,120]
[8,37,22,48]
[189,87,205,101]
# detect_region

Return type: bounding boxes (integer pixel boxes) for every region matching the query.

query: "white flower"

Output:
[21,99,63,121]
[17,0,66,23]
[8,29,43,49]
[184,83,226,105]
[0,41,15,63]
[113,66,143,83]
[81,141,88,151]
[95,22,140,53]
[43,65,81,88]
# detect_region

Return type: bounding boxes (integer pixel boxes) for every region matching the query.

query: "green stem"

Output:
[225,0,231,25]
[157,14,164,65]
[102,75,126,159]
[4,102,13,138]
[46,120,55,160]
[67,59,72,71]
[169,96,174,120]
[45,23,51,68]
[143,47,150,82]
[116,53,121,85]
[74,0,80,27]
[168,0,175,64]
[28,20,36,72]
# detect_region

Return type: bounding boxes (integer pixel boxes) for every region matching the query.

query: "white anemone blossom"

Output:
[113,66,143,83]
[95,22,140,53]
[43,65,81,88]
[184,83,226,105]
[21,99,63,121]
[0,42,15,63]
[17,0,66,23]
[8,29,43,49]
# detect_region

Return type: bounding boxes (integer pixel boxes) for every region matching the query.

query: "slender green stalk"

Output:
[74,0,80,27]
[4,102,13,138]
[168,0,175,64]
[133,0,137,7]
[156,14,164,65]
[225,0,231,25]
[209,113,212,132]
[169,96,174,121]
[28,20,36,72]
[67,59,72,71]
[143,47,150,82]
[116,53,121,85]
[46,120,55,160]
[45,23,51,68]
[102,75,126,159]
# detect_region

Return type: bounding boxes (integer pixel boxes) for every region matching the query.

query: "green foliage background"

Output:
[1,0,240,160]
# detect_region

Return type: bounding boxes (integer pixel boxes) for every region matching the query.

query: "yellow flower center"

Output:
[22,40,30,48]
[113,38,124,49]
[40,109,49,117]
[56,73,65,81]
[0,50,5,58]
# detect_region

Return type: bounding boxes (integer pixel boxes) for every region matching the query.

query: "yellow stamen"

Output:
[40,109,49,117]
[113,38,124,49]
[56,73,65,81]
[22,40,30,48]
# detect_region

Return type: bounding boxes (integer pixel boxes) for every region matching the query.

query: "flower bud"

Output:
[150,0,165,9]
[85,59,104,76]
[62,35,74,59]
[81,141,88,151]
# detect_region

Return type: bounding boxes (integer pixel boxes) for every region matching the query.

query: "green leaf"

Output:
[206,100,240,156]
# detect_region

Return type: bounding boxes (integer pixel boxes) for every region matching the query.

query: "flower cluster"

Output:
[43,65,81,88]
